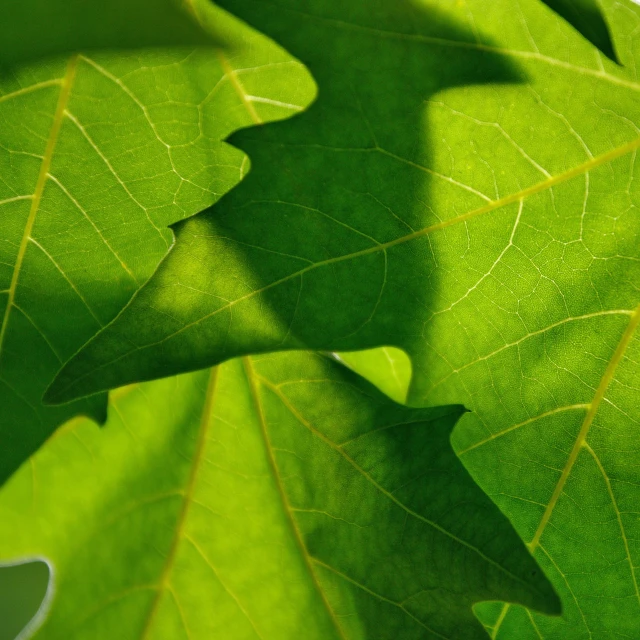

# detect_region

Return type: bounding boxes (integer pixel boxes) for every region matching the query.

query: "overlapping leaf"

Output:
[540,0,618,61]
[0,352,558,639]
[0,0,315,484]
[49,0,640,636]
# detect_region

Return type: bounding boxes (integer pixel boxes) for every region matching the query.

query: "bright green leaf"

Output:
[540,0,618,61]
[334,348,412,405]
[1,352,559,638]
[0,0,315,484]
[49,0,640,635]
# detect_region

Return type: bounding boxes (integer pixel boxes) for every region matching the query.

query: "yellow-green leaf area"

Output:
[1,353,558,638]
[50,0,640,636]
[0,0,315,483]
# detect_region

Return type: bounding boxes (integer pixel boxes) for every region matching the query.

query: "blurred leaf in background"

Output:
[0,0,212,67]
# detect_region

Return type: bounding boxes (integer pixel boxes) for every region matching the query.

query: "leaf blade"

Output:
[0,0,213,67]
[540,0,618,61]
[0,2,315,483]
[47,0,640,635]
[1,353,558,638]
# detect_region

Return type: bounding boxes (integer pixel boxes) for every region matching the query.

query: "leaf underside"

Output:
[0,352,558,639]
[48,0,640,636]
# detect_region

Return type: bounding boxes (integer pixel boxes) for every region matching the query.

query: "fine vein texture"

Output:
[49,0,640,636]
[0,352,558,639]
[0,0,315,484]
[540,0,618,61]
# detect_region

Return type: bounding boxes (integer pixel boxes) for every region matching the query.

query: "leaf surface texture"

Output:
[1,353,558,638]
[50,0,640,635]
[540,0,618,61]
[0,0,211,66]
[0,1,315,483]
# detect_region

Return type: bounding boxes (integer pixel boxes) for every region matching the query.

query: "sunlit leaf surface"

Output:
[1,352,558,639]
[0,1,315,483]
[540,0,618,61]
[50,0,640,635]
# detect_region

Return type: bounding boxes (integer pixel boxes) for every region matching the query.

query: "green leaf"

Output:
[334,348,412,405]
[0,0,211,67]
[0,1,315,484]
[49,0,640,635]
[1,352,559,638]
[540,0,618,61]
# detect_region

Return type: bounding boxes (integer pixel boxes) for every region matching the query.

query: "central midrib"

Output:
[492,303,640,638]
[0,55,78,358]
[528,303,640,554]
[139,366,219,638]
[242,357,347,640]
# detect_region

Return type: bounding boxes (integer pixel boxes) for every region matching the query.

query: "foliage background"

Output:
[1,0,640,638]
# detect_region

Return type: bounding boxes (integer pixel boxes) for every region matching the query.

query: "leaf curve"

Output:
[48,0,640,636]
[1,352,558,639]
[0,560,50,640]
[335,347,412,404]
[0,0,315,484]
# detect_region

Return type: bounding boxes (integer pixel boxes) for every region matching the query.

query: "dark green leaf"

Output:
[0,0,211,67]
[0,561,49,640]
